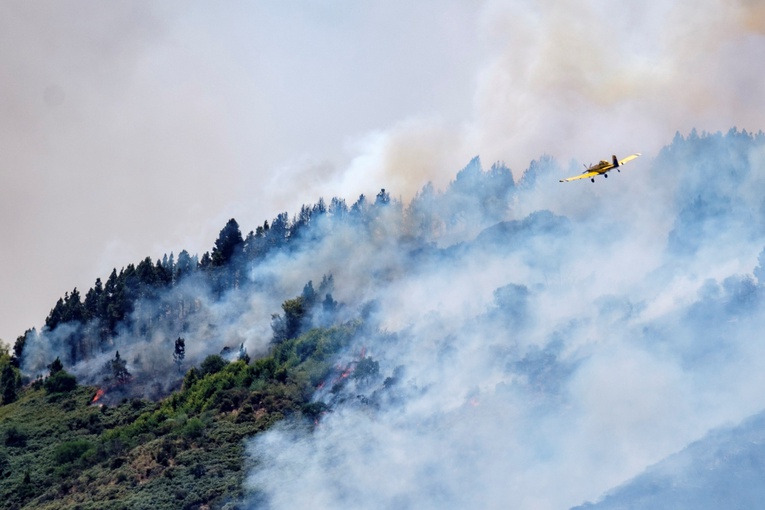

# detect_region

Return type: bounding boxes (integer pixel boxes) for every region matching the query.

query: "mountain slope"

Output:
[573,411,765,509]
[3,129,765,510]
[0,324,358,509]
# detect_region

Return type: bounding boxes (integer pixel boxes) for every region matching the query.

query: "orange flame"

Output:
[91,388,105,403]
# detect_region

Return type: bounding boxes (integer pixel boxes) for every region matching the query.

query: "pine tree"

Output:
[375,188,390,206]
[351,194,367,217]
[84,279,104,321]
[237,343,250,364]
[211,218,244,267]
[302,281,317,308]
[45,297,65,331]
[11,330,32,368]
[48,357,64,375]
[175,250,196,280]
[199,252,212,270]
[111,351,131,383]
[173,337,186,373]
[64,288,85,323]
[136,257,158,293]
[0,363,18,405]
[329,196,348,218]
[267,213,290,248]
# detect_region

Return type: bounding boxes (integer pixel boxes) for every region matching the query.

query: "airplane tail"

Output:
[612,155,619,167]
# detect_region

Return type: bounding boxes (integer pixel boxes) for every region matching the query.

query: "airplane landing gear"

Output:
[591,178,595,183]
[604,174,608,178]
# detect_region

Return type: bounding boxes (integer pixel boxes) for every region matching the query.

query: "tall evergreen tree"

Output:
[155,258,172,287]
[45,297,65,331]
[199,252,212,271]
[329,196,348,220]
[351,194,367,216]
[267,213,290,248]
[173,337,186,374]
[48,357,63,375]
[11,329,32,368]
[271,296,305,344]
[84,278,104,321]
[375,188,390,206]
[0,362,19,405]
[136,257,158,291]
[65,288,85,323]
[211,218,244,267]
[110,351,131,383]
[302,280,317,308]
[175,250,196,280]
[237,343,250,364]
[313,197,327,216]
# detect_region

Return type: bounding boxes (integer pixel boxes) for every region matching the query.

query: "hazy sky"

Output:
[1,0,763,344]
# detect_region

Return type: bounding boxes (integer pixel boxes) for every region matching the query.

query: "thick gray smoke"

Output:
[242,130,765,509]
[3,0,764,346]
[15,129,765,506]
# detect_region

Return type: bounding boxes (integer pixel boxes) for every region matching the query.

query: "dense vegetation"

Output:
[4,179,430,509]
[0,155,521,509]
[0,322,361,509]
[12,157,518,377]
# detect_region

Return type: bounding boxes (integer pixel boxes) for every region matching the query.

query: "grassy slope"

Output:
[0,323,358,510]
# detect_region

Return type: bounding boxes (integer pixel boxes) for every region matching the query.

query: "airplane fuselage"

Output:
[588,160,613,175]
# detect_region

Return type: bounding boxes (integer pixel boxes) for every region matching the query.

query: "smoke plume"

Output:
[4,0,765,346]
[241,130,765,509]
[5,2,765,507]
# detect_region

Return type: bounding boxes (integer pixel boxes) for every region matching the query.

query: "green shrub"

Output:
[0,323,364,509]
[200,355,227,376]
[3,425,27,447]
[54,439,93,464]
[301,401,330,420]
[44,370,77,394]
[181,418,204,439]
[253,357,276,378]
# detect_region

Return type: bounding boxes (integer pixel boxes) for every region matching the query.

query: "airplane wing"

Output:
[618,153,641,166]
[559,171,600,182]
[559,153,641,182]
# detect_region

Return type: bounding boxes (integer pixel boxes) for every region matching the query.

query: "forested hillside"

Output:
[0,323,360,509]
[9,156,520,403]
[2,128,765,509]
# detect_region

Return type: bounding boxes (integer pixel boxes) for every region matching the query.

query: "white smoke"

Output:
[5,0,764,346]
[243,131,765,509]
[4,1,765,506]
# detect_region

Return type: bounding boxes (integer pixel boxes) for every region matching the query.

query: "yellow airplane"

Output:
[559,153,641,183]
